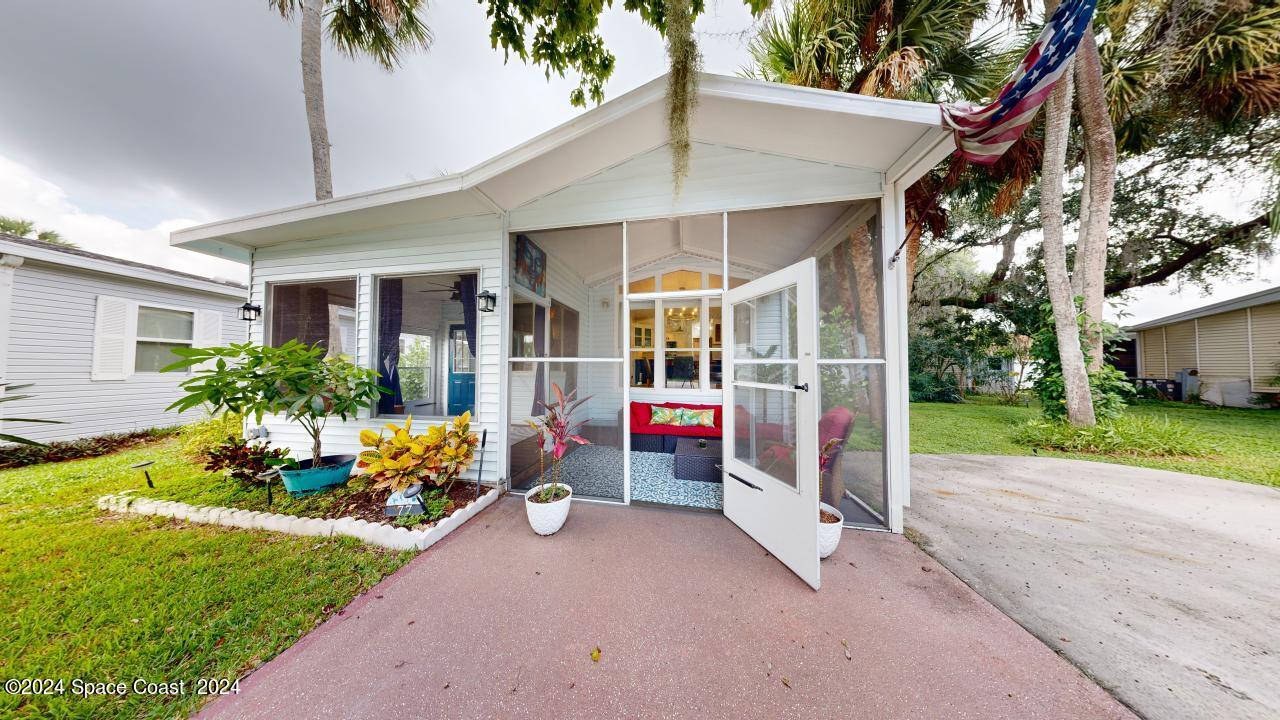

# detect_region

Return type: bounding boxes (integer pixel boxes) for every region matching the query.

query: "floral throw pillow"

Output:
[650,406,680,425]
[677,408,716,427]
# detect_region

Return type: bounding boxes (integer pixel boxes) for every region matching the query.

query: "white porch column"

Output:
[880,186,909,532]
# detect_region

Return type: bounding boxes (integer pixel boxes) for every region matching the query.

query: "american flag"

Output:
[941,0,1098,164]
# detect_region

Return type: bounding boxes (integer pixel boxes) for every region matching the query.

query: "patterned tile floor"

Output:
[629,451,723,510]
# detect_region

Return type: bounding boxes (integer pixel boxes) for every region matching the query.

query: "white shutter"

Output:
[194,309,223,348]
[91,296,136,381]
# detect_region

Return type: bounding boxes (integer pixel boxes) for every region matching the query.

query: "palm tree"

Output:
[0,216,76,248]
[268,0,432,201]
[746,0,1009,289]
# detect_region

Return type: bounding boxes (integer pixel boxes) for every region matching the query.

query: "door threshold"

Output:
[630,499,723,514]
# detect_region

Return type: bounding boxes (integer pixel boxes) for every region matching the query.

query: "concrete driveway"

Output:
[909,455,1280,720]
[198,497,1131,720]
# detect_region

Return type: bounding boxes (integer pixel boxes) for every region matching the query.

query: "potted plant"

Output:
[524,383,589,536]
[164,341,385,496]
[818,438,844,559]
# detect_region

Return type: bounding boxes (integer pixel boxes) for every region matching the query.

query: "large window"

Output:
[134,306,194,372]
[270,279,357,356]
[374,273,477,418]
[627,290,724,390]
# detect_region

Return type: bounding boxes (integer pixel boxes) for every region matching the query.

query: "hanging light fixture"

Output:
[238,302,262,322]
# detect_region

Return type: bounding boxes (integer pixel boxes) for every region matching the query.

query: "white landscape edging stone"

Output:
[96,486,502,552]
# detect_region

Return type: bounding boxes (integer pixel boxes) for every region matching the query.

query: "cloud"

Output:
[0,153,248,283]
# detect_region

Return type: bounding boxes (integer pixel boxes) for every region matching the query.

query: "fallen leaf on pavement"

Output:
[590,646,601,663]
[781,677,791,689]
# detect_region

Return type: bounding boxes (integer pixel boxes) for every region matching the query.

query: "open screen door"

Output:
[722,258,821,590]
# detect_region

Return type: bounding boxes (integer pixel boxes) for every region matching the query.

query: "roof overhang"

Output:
[0,237,245,298]
[172,73,954,261]
[1127,285,1280,330]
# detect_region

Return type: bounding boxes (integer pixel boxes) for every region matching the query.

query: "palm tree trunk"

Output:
[1071,27,1117,371]
[301,0,333,201]
[1040,52,1096,427]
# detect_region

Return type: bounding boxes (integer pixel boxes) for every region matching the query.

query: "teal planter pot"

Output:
[280,455,356,497]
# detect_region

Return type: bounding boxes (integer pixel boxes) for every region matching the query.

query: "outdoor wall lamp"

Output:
[477,290,497,313]
[238,302,262,322]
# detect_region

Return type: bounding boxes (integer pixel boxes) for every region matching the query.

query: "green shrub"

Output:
[1014,415,1217,457]
[910,371,963,403]
[0,427,179,469]
[204,436,291,485]
[177,412,243,460]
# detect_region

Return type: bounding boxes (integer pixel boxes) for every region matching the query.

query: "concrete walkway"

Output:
[198,497,1132,719]
[910,455,1280,720]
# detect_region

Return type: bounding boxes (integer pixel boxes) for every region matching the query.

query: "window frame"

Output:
[370,268,483,422]
[264,276,359,355]
[133,302,196,374]
[627,293,723,391]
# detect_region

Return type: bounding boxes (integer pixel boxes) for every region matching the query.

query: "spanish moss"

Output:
[666,0,701,196]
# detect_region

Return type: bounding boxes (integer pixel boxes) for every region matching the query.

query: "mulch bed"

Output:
[317,482,482,525]
[820,509,841,524]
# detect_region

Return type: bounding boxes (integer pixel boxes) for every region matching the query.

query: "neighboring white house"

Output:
[0,233,247,442]
[171,72,953,590]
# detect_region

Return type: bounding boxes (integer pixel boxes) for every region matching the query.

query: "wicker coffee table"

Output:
[673,438,723,483]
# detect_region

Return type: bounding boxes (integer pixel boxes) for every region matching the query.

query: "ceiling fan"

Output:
[416,279,462,301]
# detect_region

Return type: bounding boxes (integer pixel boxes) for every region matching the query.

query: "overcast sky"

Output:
[0,0,1271,324]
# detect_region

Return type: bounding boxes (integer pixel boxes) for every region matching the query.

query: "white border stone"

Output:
[96,487,502,552]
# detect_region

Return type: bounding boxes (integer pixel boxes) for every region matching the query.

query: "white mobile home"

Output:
[172,73,953,589]
[0,233,247,442]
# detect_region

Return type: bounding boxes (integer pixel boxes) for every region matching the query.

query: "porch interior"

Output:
[507,199,891,529]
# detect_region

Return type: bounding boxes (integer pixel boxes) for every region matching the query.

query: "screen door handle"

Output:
[724,470,763,491]
[794,383,809,392]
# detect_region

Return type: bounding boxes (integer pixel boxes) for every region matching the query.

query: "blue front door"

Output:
[447,324,475,416]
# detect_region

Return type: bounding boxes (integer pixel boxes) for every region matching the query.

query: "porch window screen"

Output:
[270,279,357,356]
[507,224,625,502]
[374,273,476,418]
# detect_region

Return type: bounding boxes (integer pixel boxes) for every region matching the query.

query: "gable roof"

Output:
[0,232,247,298]
[171,72,953,262]
[1127,285,1280,330]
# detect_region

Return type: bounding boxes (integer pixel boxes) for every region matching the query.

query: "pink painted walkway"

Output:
[196,498,1134,719]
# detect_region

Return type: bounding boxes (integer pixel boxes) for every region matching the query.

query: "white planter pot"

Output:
[818,502,844,559]
[524,483,573,536]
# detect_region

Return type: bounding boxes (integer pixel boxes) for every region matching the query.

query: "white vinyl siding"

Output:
[248,215,503,483]
[3,262,244,442]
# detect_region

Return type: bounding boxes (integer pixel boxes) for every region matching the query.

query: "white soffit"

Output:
[172,73,950,258]
[508,142,882,230]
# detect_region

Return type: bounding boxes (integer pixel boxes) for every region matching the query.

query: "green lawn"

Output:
[0,439,412,720]
[909,397,1280,487]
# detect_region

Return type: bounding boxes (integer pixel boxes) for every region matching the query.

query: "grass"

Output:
[910,396,1280,487]
[0,439,412,719]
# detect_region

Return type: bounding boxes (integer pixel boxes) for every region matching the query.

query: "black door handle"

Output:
[794,383,809,392]
[725,471,763,491]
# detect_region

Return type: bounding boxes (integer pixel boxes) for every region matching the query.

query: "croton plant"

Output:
[356,412,479,494]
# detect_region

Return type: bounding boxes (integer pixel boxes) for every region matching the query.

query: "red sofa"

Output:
[630,401,722,452]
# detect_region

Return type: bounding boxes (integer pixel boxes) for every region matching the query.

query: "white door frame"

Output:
[722,257,821,590]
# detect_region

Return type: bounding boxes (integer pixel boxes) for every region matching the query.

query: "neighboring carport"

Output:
[909,454,1280,720]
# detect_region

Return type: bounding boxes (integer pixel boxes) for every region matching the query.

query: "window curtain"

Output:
[377,278,403,415]
[459,273,478,357]
[532,303,546,415]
